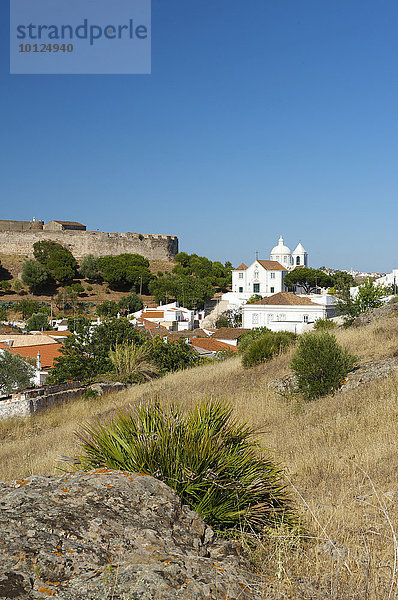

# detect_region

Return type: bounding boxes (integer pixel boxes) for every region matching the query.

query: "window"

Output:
[239,287,243,293]
[284,256,287,263]
[239,272,243,279]
[270,287,274,293]
[267,313,273,323]
[253,283,260,293]
[254,270,259,279]
[252,313,259,325]
[296,256,300,265]
[270,272,275,279]
[277,313,286,321]
[303,315,309,323]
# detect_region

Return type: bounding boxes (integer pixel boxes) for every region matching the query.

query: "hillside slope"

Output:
[1,316,398,598]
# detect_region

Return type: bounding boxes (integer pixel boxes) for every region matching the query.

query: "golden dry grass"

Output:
[1,316,398,598]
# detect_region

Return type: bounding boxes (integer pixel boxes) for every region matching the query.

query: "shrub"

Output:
[241,331,297,367]
[13,280,23,292]
[70,282,85,294]
[313,318,336,331]
[86,285,93,292]
[238,327,272,352]
[0,280,11,292]
[290,332,357,400]
[0,307,7,322]
[82,388,99,400]
[74,399,296,534]
[109,342,159,383]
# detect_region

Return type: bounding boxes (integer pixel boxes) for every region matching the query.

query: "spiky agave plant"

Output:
[109,342,159,383]
[73,399,297,534]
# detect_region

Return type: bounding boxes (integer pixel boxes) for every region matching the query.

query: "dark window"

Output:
[296,256,300,265]
[253,283,260,293]
[270,287,274,293]
[239,287,243,293]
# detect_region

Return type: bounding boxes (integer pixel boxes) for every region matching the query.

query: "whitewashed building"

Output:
[375,269,398,291]
[223,235,309,307]
[242,292,338,334]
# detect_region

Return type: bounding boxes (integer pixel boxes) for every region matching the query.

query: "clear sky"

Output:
[1,0,397,272]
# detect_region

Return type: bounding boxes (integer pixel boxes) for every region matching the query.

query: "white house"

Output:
[375,269,398,291]
[133,302,196,331]
[242,292,338,334]
[223,235,309,307]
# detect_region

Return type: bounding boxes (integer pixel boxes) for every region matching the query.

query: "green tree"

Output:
[79,254,102,282]
[290,332,357,400]
[173,253,232,288]
[338,278,390,325]
[17,299,49,319]
[283,267,334,294]
[96,300,119,318]
[118,293,143,315]
[33,240,77,283]
[0,351,34,394]
[26,312,49,332]
[149,274,215,309]
[98,254,153,291]
[49,318,147,383]
[21,260,48,293]
[329,271,355,297]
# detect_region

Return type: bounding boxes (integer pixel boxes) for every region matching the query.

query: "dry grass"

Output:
[1,317,398,598]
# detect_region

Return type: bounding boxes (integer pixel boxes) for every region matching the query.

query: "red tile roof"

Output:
[4,344,62,370]
[234,263,248,271]
[251,292,317,306]
[211,328,250,340]
[189,338,238,353]
[141,311,165,319]
[257,260,286,271]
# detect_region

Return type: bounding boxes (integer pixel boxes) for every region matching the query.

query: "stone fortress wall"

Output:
[0,220,179,261]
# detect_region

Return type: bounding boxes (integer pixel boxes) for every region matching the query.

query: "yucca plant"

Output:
[109,342,159,383]
[73,399,297,534]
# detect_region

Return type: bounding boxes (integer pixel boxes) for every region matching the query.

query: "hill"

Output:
[1,316,398,598]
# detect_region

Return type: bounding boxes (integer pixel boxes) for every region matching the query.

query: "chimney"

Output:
[36,350,42,371]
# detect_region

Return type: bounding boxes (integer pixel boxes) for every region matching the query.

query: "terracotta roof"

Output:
[234,263,248,271]
[141,311,165,319]
[4,344,62,370]
[168,329,209,339]
[136,318,170,336]
[189,338,238,353]
[42,331,72,337]
[257,260,286,271]
[251,292,318,306]
[0,335,57,347]
[211,328,250,340]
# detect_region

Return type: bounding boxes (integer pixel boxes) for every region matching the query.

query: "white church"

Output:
[223,236,309,305]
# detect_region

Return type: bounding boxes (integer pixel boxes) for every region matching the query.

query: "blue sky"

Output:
[1,0,397,271]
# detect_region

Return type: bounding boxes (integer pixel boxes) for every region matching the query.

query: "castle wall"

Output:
[0,230,178,261]
[0,220,44,232]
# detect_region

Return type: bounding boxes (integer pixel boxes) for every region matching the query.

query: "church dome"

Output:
[271,235,291,256]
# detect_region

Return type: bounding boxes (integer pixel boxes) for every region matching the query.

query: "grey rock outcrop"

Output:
[0,470,262,599]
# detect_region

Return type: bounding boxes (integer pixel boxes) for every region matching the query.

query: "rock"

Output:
[0,470,262,599]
